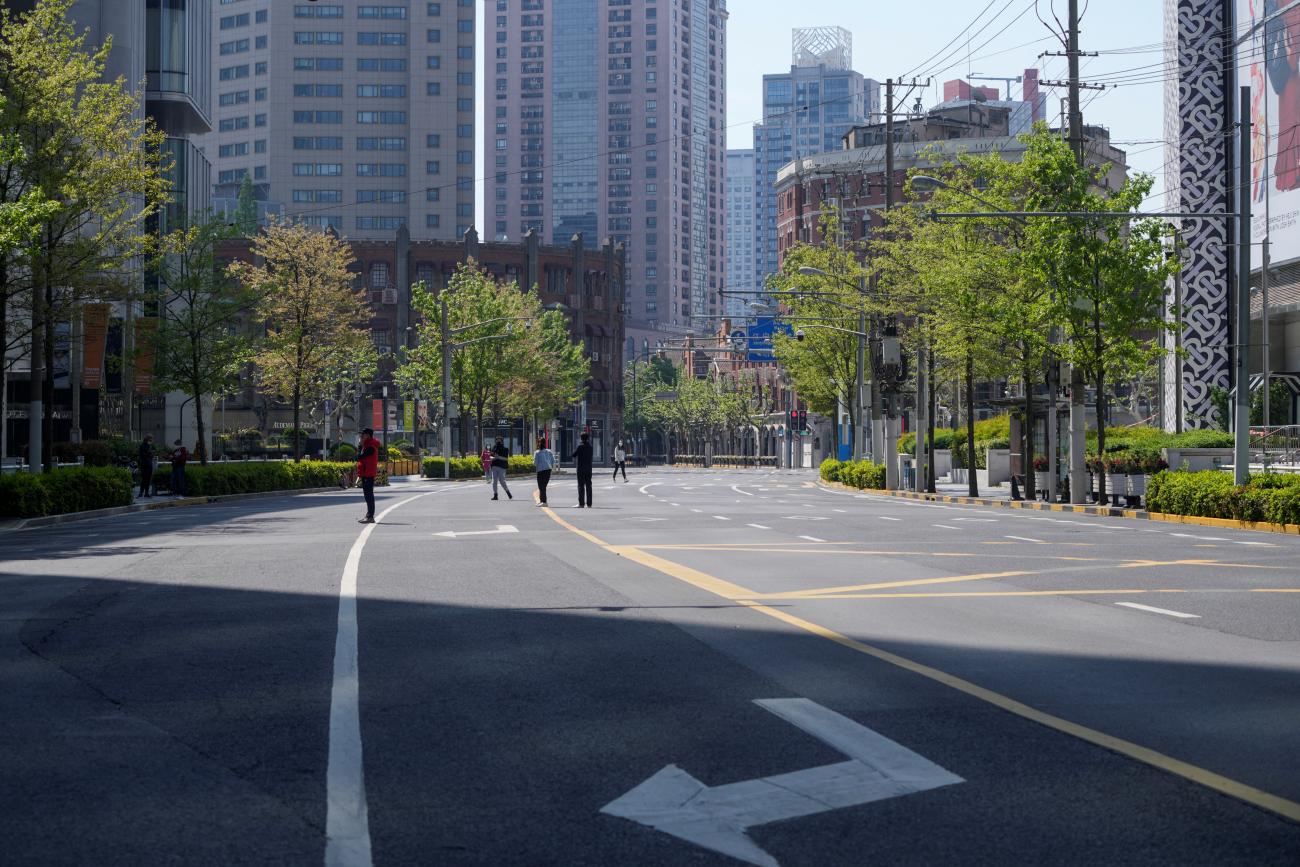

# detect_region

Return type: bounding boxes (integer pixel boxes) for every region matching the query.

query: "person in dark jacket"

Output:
[169,439,189,497]
[572,432,594,508]
[137,435,155,498]
[490,436,513,500]
[356,428,380,523]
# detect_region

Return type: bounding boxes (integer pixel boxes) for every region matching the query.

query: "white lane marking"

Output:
[327,486,454,867]
[1234,540,1278,547]
[1170,532,1228,541]
[1115,602,1201,619]
[799,535,826,542]
[601,698,962,867]
[781,515,829,521]
[433,524,518,538]
[638,482,660,495]
[747,523,771,530]
[731,485,756,497]
[932,524,960,530]
[951,517,997,523]
[832,508,847,513]
[691,508,703,513]
[879,516,902,522]
[1006,535,1046,544]
[713,515,731,521]
[670,503,681,507]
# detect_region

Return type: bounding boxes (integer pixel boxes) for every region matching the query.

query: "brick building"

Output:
[204,228,625,461]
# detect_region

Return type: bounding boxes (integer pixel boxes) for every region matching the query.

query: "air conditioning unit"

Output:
[382,288,397,305]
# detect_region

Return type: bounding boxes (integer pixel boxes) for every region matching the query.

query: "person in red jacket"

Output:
[356,428,380,524]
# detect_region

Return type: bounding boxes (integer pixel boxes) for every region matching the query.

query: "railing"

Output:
[1249,425,1300,466]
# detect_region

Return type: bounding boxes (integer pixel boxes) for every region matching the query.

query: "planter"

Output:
[1034,471,1049,496]
[1106,473,1127,504]
[951,467,969,485]
[1128,474,1147,497]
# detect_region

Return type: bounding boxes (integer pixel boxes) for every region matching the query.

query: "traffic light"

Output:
[789,409,798,432]
[797,409,808,433]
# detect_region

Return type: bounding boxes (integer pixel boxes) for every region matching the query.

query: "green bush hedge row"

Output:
[820,458,886,490]
[1145,470,1300,525]
[0,467,134,518]
[423,455,536,478]
[183,461,387,497]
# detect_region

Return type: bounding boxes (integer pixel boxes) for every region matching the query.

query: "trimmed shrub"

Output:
[423,455,535,478]
[824,458,885,490]
[330,442,357,460]
[0,467,132,518]
[820,458,841,482]
[183,461,387,497]
[1146,470,1300,525]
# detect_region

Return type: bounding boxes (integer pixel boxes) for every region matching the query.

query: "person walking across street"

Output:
[137,435,156,498]
[357,427,380,523]
[169,439,189,497]
[572,432,594,508]
[612,441,628,482]
[533,436,555,507]
[480,446,493,484]
[490,436,513,500]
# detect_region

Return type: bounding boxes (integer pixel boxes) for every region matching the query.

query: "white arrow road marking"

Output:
[602,698,963,867]
[433,524,518,538]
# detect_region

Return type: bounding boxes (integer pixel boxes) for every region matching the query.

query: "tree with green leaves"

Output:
[150,219,251,465]
[233,174,258,236]
[230,219,372,461]
[1,0,170,470]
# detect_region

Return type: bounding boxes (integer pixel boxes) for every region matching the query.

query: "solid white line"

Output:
[731,485,755,497]
[326,487,450,867]
[1115,602,1201,619]
[879,516,902,522]
[1005,535,1045,544]
[747,523,771,529]
[799,535,826,542]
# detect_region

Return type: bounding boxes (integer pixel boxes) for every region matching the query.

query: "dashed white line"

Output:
[1006,535,1045,544]
[879,516,902,522]
[713,515,731,521]
[747,523,771,530]
[690,508,703,513]
[1115,602,1200,619]
[798,535,826,542]
[832,508,847,513]
[933,524,960,530]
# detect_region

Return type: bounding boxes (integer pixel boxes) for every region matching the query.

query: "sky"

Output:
[475,0,1169,226]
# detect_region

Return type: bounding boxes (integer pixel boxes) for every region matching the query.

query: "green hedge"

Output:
[423,455,535,478]
[182,461,387,497]
[1146,470,1300,525]
[0,467,134,518]
[820,458,886,490]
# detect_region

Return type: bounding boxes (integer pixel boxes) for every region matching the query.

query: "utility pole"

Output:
[1234,86,1252,485]
[1065,0,1088,505]
[440,292,452,480]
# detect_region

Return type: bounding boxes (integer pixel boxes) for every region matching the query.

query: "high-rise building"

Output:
[488,0,728,349]
[724,148,755,322]
[752,28,876,290]
[200,0,474,240]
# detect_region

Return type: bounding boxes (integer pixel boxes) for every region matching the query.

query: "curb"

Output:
[2,483,380,532]
[818,480,1300,536]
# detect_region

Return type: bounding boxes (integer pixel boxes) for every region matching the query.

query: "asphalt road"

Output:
[2,467,1298,865]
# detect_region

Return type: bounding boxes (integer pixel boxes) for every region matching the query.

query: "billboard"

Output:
[1240,0,1300,268]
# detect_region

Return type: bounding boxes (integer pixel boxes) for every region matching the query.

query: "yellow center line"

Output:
[538,504,1300,826]
[757,570,1039,598]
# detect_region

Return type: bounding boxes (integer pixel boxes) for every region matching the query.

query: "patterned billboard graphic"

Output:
[81,303,110,390]
[133,318,157,395]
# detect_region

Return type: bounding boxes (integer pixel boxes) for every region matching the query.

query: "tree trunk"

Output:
[194,386,207,466]
[926,347,937,493]
[26,274,43,472]
[1097,370,1109,505]
[966,351,978,498]
[292,383,302,461]
[43,292,54,472]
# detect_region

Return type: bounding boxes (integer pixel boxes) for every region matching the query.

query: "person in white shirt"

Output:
[613,441,628,482]
[533,436,556,506]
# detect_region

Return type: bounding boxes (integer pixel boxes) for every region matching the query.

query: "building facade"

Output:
[724,148,755,322]
[752,27,876,291]
[487,0,729,351]
[208,229,626,461]
[199,0,474,240]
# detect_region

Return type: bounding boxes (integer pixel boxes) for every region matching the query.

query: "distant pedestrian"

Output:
[490,436,513,500]
[169,439,189,497]
[533,436,555,507]
[572,432,593,508]
[137,435,155,498]
[480,446,493,483]
[613,441,628,482]
[356,427,380,523]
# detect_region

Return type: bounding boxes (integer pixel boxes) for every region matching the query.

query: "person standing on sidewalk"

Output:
[168,440,189,497]
[357,428,380,523]
[137,435,156,498]
[480,446,493,484]
[612,441,628,482]
[572,432,594,508]
[490,436,513,501]
[533,436,555,507]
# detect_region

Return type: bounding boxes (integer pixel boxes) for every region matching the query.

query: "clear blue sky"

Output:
[475,1,1168,224]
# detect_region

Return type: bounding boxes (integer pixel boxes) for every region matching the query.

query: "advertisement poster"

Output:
[417,399,429,427]
[372,399,384,431]
[1241,0,1300,268]
[403,401,414,431]
[133,317,157,395]
[82,303,109,389]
